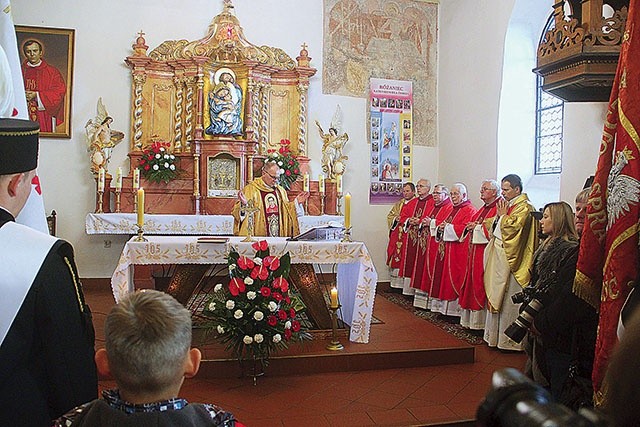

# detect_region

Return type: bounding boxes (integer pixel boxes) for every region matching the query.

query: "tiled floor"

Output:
[87,284,526,426]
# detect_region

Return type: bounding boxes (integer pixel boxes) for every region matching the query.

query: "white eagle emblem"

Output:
[606,148,640,229]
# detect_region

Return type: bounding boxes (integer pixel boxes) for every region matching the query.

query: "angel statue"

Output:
[315,105,349,180]
[85,98,125,174]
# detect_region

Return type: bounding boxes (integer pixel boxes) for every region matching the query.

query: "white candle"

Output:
[136,188,145,227]
[115,167,122,190]
[330,287,339,308]
[133,168,140,189]
[337,175,343,195]
[98,167,105,192]
[319,174,325,194]
[303,173,309,192]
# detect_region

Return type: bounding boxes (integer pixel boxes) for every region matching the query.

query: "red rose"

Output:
[140,159,146,164]
[273,292,283,301]
[251,240,268,251]
[237,256,255,270]
[228,277,245,296]
[290,308,296,318]
[291,320,301,332]
[284,329,292,340]
[144,165,150,171]
[279,146,286,154]
[277,309,287,320]
[285,296,291,304]
[267,315,277,326]
[250,265,269,281]
[285,170,291,176]
[260,287,271,297]
[288,160,294,165]
[294,168,299,174]
[272,277,288,292]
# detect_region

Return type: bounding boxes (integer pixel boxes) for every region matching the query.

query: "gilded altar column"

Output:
[194,64,205,140]
[173,76,184,152]
[132,73,146,150]
[260,83,271,155]
[184,76,196,153]
[296,82,309,156]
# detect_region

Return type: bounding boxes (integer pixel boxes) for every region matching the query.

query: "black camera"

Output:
[477,368,607,427]
[504,287,544,343]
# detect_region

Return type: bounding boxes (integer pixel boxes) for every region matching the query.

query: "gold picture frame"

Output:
[16,25,75,138]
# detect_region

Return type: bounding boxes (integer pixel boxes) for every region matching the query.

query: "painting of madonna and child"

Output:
[205,67,243,136]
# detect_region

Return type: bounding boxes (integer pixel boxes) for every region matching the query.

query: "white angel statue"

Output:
[85,98,124,174]
[315,105,349,180]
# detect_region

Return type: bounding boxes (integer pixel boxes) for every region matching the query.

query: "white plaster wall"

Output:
[11,0,610,279]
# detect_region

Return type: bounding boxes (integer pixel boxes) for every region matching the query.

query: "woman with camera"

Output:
[522,201,598,406]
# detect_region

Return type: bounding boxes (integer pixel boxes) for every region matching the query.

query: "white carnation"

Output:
[272,334,282,343]
[214,283,223,292]
[164,162,170,168]
[226,300,235,309]
[254,333,264,343]
[170,164,175,171]
[253,257,262,265]
[160,147,165,152]
[243,335,253,344]
[155,153,161,159]
[164,154,169,159]
[217,325,224,334]
[170,154,175,160]
[244,277,254,285]
[234,309,243,319]
[247,291,256,300]
[285,320,292,329]
[268,301,278,312]
[153,164,159,170]
[208,302,216,311]
[253,311,264,321]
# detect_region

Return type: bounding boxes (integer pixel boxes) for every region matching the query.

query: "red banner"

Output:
[574,0,640,405]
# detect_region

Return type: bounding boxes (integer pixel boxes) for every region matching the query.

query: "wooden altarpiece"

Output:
[116,2,337,215]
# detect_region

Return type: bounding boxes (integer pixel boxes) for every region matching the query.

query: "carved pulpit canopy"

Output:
[534,0,628,102]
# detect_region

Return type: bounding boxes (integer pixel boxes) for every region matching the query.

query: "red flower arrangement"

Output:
[138,141,180,184]
[266,139,300,190]
[203,240,311,363]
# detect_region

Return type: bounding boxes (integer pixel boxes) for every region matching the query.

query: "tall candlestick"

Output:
[136,188,145,227]
[115,167,122,190]
[133,168,140,189]
[336,175,343,195]
[344,192,351,229]
[330,286,339,308]
[98,167,105,192]
[303,173,309,192]
[319,174,325,194]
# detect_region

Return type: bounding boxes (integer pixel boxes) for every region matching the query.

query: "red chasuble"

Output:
[435,200,477,301]
[458,198,499,311]
[387,199,416,268]
[397,195,434,278]
[22,60,66,132]
[413,198,452,293]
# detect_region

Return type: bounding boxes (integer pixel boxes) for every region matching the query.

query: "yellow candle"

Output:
[330,286,339,308]
[115,167,123,190]
[97,167,105,192]
[303,173,309,192]
[336,175,343,195]
[133,168,140,189]
[319,174,325,194]
[344,192,351,229]
[136,187,145,226]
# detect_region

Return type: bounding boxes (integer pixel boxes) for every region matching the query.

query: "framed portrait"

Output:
[16,26,75,138]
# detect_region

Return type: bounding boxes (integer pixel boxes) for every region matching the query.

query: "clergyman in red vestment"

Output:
[387,182,415,290]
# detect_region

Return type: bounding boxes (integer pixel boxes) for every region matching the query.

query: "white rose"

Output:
[214,283,223,292]
[247,291,256,300]
[170,164,175,171]
[272,334,282,343]
[164,154,169,159]
[164,162,170,168]
[285,320,292,329]
[208,302,216,311]
[160,147,165,152]
[244,277,254,285]
[155,153,161,159]
[153,164,159,171]
[253,257,262,265]
[243,335,253,344]
[253,311,264,321]
[170,154,175,160]
[217,325,225,334]
[226,300,235,309]
[279,168,285,175]
[234,309,243,319]
[268,301,278,312]
[254,333,264,343]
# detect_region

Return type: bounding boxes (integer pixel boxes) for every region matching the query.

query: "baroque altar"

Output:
[109,1,339,215]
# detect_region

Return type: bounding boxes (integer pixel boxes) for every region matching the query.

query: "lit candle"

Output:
[136,187,145,227]
[133,168,140,189]
[330,286,339,308]
[115,167,123,190]
[319,174,325,194]
[303,173,309,192]
[336,175,343,195]
[98,167,105,192]
[344,192,351,229]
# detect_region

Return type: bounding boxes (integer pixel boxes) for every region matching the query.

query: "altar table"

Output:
[111,236,377,343]
[87,213,343,235]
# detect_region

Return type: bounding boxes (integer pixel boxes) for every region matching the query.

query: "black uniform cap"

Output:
[0,118,39,175]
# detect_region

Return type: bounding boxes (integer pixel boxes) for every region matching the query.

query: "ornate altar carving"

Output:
[120,0,319,215]
[534,0,628,102]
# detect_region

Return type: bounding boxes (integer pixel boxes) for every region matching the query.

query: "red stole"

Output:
[398,195,434,278]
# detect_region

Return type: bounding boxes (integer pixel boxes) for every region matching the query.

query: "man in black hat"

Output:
[0,118,97,425]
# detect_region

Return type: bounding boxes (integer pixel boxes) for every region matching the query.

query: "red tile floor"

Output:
[86,283,526,426]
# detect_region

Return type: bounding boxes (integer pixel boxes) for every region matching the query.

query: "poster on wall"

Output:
[369,78,413,204]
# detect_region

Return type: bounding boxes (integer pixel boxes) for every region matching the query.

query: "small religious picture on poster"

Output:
[369,78,412,204]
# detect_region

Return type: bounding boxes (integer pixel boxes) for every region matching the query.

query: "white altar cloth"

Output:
[111,236,377,343]
[87,213,343,235]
